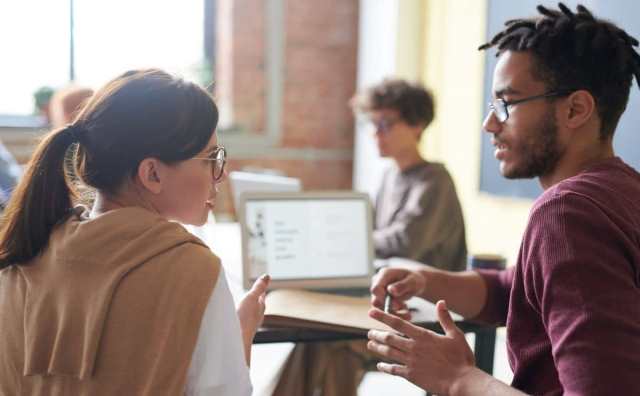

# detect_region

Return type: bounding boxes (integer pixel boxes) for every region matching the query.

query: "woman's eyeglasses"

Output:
[192,146,226,181]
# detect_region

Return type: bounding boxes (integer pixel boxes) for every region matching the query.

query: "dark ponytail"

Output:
[0,126,79,269]
[0,69,218,269]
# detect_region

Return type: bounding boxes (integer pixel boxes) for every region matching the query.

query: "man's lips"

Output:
[492,139,509,160]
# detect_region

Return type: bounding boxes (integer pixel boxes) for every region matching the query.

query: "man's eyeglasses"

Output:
[371,117,401,134]
[488,91,571,123]
[192,146,226,181]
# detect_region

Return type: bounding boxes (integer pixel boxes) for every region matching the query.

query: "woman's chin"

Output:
[194,211,211,227]
[181,211,209,227]
[199,202,216,224]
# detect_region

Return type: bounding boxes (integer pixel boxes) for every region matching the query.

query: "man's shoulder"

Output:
[530,187,606,227]
[525,160,640,249]
[422,160,447,173]
[535,158,640,214]
[408,161,453,182]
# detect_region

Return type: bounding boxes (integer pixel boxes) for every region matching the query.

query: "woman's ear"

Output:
[136,158,163,194]
[564,90,596,130]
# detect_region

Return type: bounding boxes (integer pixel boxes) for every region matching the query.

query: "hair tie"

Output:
[64,124,85,144]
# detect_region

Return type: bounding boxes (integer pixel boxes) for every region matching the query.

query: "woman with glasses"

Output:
[0,69,267,395]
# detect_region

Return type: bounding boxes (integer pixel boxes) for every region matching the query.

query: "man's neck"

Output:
[393,148,425,172]
[539,141,615,190]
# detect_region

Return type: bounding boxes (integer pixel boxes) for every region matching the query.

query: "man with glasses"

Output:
[367,3,640,395]
[273,80,467,396]
[352,78,467,271]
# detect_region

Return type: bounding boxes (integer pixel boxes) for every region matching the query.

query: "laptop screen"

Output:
[240,192,373,290]
[228,171,301,215]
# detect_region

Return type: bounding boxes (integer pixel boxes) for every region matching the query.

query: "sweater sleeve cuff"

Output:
[470,269,512,325]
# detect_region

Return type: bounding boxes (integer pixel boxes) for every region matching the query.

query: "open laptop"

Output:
[229,171,302,214]
[239,191,374,294]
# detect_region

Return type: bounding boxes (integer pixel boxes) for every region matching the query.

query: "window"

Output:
[0,0,214,127]
[0,1,70,124]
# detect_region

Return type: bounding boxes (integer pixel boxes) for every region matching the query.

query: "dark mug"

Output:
[467,253,506,271]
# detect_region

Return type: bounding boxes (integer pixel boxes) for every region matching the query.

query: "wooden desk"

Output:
[191,221,497,375]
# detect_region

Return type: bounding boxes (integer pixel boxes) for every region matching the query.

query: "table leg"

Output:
[474,328,496,375]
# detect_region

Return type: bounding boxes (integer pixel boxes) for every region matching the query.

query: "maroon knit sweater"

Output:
[476,157,640,396]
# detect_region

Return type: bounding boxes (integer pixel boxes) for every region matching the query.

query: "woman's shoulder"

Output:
[148,235,222,280]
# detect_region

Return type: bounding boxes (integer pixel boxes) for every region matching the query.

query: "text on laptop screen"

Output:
[244,198,370,280]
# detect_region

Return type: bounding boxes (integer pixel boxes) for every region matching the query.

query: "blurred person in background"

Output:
[49,84,94,128]
[272,80,468,396]
[0,142,21,210]
[352,78,467,271]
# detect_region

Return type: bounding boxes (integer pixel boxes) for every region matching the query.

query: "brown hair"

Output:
[0,69,218,269]
[351,78,435,129]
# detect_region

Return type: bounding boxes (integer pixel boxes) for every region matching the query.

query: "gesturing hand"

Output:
[367,300,475,395]
[237,274,270,348]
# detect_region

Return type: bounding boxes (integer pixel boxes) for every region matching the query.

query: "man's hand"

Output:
[367,300,475,395]
[370,267,427,315]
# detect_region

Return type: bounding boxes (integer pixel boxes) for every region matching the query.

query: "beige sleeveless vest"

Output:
[0,207,221,395]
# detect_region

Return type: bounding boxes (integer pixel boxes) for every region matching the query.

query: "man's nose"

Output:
[482,109,501,135]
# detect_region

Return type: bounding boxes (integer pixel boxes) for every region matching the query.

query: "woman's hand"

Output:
[236,274,270,364]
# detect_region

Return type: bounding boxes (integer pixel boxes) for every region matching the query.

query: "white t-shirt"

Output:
[184,268,252,396]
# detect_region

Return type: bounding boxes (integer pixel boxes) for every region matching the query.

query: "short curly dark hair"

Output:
[352,79,435,129]
[479,3,640,140]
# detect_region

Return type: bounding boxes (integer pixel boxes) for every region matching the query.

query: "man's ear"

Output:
[136,158,163,194]
[564,90,596,130]
[409,123,426,141]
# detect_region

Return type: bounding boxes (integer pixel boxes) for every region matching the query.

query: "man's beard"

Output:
[504,111,564,179]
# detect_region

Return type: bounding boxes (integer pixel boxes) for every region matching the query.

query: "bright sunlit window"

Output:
[0,0,212,125]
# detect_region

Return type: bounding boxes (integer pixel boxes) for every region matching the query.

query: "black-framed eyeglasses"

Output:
[370,117,401,134]
[488,91,571,123]
[192,146,226,181]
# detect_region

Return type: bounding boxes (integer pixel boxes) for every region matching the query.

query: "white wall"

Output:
[352,0,399,197]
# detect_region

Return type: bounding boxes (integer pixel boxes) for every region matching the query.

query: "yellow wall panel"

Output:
[395,0,535,264]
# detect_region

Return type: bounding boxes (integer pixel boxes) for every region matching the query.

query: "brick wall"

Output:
[215,0,359,217]
[1,1,360,219]
[281,1,358,149]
